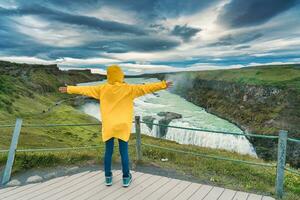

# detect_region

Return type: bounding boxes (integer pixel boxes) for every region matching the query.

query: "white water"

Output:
[79,78,257,157]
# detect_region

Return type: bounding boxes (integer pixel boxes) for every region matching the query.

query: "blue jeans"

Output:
[104,137,130,178]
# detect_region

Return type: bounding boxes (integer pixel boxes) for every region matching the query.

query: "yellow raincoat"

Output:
[67,65,167,142]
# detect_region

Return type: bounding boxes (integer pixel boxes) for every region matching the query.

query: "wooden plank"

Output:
[218,189,236,200]
[173,183,202,200]
[262,196,275,200]
[47,171,104,200]
[98,173,151,200]
[0,186,19,195]
[4,172,86,197]
[129,177,171,200]
[0,169,276,200]
[25,171,92,200]
[247,194,262,200]
[143,178,181,200]
[115,174,162,200]
[203,187,224,200]
[188,184,213,200]
[159,180,191,200]
[86,171,143,200]
[0,176,66,199]
[62,171,121,200]
[1,176,67,198]
[3,172,87,200]
[102,172,152,200]
[232,191,249,200]
[35,171,100,200]
[77,170,123,200]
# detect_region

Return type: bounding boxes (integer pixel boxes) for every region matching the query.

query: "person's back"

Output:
[59,64,172,187]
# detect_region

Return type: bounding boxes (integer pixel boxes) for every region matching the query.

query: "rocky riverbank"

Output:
[142,112,182,138]
[174,78,300,167]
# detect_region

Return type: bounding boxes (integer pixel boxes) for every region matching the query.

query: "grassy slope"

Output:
[192,65,300,91]
[0,62,299,199]
[0,63,102,149]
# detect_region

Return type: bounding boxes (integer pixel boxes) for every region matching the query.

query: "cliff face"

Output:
[171,77,300,168]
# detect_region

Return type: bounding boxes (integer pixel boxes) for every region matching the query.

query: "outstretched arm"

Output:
[131,80,173,98]
[59,85,102,100]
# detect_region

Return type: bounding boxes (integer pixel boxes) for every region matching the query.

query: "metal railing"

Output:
[0,116,299,199]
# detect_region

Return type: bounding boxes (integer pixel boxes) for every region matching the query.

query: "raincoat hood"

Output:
[107,65,124,84]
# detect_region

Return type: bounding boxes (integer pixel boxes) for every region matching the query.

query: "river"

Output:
[78,78,257,157]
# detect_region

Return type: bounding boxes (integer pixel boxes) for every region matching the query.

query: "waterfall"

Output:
[79,77,258,158]
[132,119,257,157]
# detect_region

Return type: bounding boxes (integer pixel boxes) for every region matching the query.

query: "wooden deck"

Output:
[0,169,275,200]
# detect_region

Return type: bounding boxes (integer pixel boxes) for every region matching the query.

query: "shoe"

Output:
[105,176,112,186]
[122,173,132,187]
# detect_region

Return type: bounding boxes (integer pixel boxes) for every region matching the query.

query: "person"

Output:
[59,64,173,187]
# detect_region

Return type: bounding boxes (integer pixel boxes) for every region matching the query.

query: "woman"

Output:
[59,65,172,187]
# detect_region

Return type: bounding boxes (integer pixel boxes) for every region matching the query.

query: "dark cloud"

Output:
[0,5,147,35]
[149,23,169,33]
[209,33,263,46]
[171,25,201,41]
[96,0,219,22]
[217,0,299,28]
[45,48,103,59]
[83,36,180,53]
[0,17,47,56]
[123,37,180,51]
[13,0,219,24]
[0,7,180,59]
[235,45,251,50]
[240,33,263,43]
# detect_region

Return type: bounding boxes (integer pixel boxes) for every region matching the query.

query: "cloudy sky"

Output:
[0,0,300,74]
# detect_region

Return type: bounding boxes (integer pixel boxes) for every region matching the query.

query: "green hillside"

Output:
[0,61,104,149]
[189,65,300,91]
[168,64,300,92]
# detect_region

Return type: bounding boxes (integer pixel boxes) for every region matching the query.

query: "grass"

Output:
[0,67,102,151]
[0,95,101,149]
[192,65,300,92]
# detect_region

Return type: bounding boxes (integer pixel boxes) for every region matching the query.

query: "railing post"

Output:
[135,116,142,161]
[275,130,287,199]
[1,118,23,186]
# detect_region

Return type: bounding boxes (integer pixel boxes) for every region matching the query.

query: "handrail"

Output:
[285,167,300,176]
[0,121,14,124]
[0,149,9,153]
[16,145,102,152]
[2,121,299,141]
[1,144,137,154]
[0,124,14,128]
[22,123,100,127]
[1,116,299,199]
[140,121,279,139]
[142,142,276,168]
[287,137,300,143]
